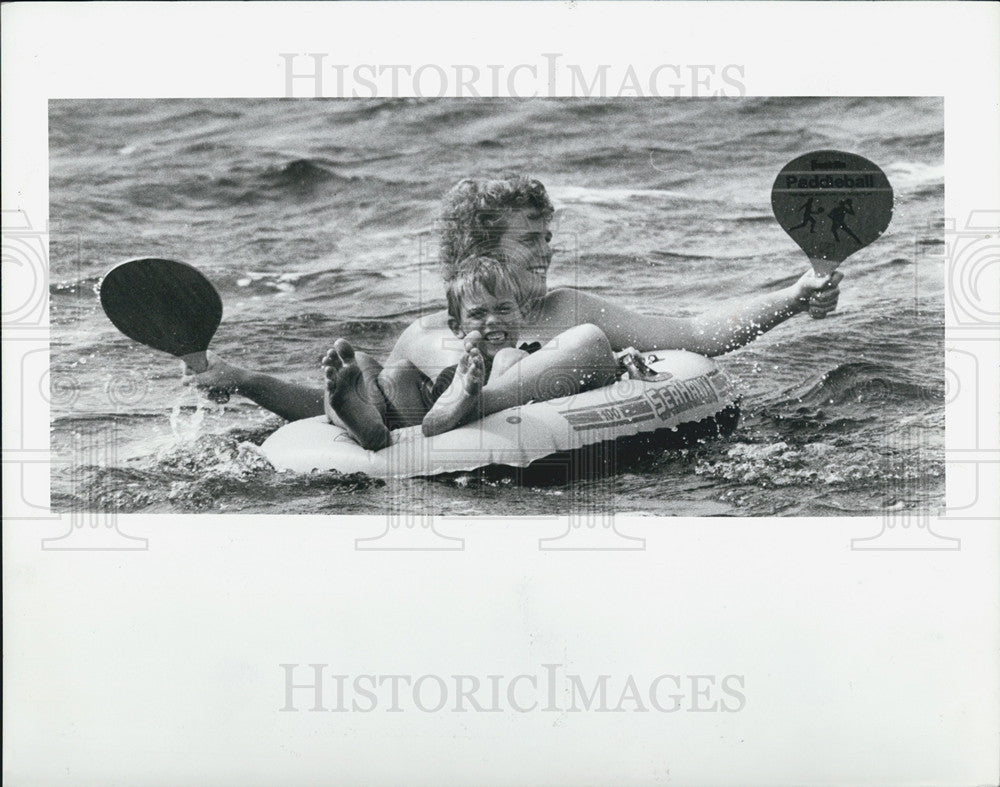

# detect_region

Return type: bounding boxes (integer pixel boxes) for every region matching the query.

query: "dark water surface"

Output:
[49,98,944,515]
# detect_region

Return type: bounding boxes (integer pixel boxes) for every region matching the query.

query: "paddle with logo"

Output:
[99,257,230,402]
[771,150,893,318]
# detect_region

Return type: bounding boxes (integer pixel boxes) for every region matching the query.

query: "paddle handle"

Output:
[180,350,209,373]
[809,257,841,278]
[806,264,842,320]
[181,351,230,404]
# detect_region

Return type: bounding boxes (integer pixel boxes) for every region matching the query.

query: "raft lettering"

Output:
[560,397,656,431]
[645,378,719,419]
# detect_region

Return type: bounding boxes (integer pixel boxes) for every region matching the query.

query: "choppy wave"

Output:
[884,161,945,193]
[766,361,940,410]
[52,430,387,513]
[551,185,689,205]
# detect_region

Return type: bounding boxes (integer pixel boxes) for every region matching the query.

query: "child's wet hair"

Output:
[439,174,554,281]
[446,255,530,324]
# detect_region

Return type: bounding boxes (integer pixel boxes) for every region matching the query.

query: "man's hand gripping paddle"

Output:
[771,150,893,318]
[99,257,230,403]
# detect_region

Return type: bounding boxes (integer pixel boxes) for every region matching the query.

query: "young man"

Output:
[190,175,842,444]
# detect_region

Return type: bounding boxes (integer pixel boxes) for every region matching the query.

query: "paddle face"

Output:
[100,258,229,402]
[100,258,221,359]
[772,150,893,276]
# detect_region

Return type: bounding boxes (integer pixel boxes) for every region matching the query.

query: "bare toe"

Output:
[322,348,342,369]
[463,331,482,353]
[334,338,356,364]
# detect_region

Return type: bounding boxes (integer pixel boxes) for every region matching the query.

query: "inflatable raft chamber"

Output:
[261,350,739,479]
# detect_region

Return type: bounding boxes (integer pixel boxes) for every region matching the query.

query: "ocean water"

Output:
[48,97,944,516]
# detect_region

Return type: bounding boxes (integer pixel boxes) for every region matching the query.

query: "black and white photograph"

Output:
[50,97,943,516]
[4,3,998,786]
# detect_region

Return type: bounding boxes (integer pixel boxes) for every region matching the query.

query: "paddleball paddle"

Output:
[99,257,230,403]
[771,150,893,317]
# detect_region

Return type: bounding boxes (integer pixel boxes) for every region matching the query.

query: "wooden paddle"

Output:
[771,150,893,317]
[100,257,229,402]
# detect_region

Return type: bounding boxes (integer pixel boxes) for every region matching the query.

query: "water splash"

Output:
[169,387,208,442]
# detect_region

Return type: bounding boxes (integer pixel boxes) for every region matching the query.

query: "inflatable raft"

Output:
[261,350,739,479]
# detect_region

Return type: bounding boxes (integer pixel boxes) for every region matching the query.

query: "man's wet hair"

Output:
[445,254,531,326]
[439,175,554,281]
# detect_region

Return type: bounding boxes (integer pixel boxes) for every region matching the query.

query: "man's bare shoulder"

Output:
[386,308,450,362]
[402,308,449,335]
[541,286,611,314]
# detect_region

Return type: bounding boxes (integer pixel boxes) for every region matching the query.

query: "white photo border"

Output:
[3,3,998,786]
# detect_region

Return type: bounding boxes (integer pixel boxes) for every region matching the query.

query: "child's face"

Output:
[456,288,523,358]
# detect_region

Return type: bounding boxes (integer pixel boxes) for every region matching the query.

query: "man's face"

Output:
[457,288,523,359]
[496,209,553,293]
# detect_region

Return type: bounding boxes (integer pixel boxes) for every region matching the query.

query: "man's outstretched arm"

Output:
[687,270,842,355]
[188,352,325,421]
[543,269,841,357]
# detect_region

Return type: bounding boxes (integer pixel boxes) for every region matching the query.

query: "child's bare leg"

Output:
[479,323,616,415]
[421,348,486,437]
[490,347,530,379]
[322,339,390,450]
[421,324,617,434]
[377,360,434,428]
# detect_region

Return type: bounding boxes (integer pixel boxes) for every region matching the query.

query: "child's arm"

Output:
[421,352,486,437]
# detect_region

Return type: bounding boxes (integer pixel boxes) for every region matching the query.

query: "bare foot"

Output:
[421,347,486,437]
[322,339,390,450]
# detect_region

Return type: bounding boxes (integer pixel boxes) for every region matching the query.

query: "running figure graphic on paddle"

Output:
[828,198,861,245]
[788,196,823,234]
